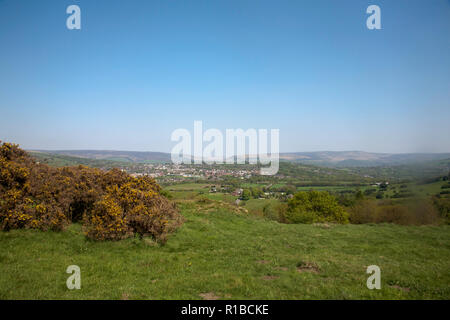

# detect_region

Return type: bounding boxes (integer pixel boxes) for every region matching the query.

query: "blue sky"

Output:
[0,0,449,153]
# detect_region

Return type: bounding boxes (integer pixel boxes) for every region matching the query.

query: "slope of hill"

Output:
[30,150,171,163]
[1,202,449,299]
[348,158,450,181]
[30,149,450,172]
[280,151,450,167]
[29,151,130,168]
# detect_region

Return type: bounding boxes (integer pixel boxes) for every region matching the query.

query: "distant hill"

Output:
[29,149,450,168]
[30,150,171,163]
[279,151,450,167]
[29,151,132,169]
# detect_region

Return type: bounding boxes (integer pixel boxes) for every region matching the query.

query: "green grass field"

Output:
[383,180,447,198]
[1,202,449,300]
[409,180,447,197]
[166,183,211,191]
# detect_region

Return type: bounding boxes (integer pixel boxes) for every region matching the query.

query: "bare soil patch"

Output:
[262,275,279,280]
[390,285,411,292]
[199,292,221,300]
[296,261,320,273]
[275,266,288,271]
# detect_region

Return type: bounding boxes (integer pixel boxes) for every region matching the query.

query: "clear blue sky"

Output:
[0,0,449,153]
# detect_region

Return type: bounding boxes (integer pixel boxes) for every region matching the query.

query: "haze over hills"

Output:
[29,149,450,168]
[279,151,450,167]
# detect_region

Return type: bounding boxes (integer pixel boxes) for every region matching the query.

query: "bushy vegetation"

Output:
[281,191,349,224]
[432,196,450,224]
[348,199,441,225]
[0,142,182,242]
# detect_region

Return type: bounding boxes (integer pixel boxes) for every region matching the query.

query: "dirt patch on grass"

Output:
[140,261,152,267]
[257,260,270,264]
[143,238,158,246]
[199,292,221,300]
[121,293,130,300]
[296,261,320,273]
[275,266,288,271]
[262,275,279,280]
[390,285,410,292]
[194,200,249,215]
[313,223,332,229]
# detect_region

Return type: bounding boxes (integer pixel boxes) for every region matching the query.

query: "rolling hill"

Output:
[30,149,171,163]
[279,151,450,167]
[29,149,450,167]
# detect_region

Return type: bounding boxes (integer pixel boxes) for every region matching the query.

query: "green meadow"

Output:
[1,200,449,300]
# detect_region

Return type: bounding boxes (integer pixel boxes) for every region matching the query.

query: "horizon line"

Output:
[26,148,450,156]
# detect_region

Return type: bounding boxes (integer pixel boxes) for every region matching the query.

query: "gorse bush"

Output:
[84,179,180,242]
[0,141,182,242]
[282,191,349,224]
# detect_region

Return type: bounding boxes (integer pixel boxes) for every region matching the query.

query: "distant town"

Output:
[127,163,259,183]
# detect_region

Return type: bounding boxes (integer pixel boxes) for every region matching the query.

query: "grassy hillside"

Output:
[1,201,448,299]
[29,151,128,168]
[30,150,171,163]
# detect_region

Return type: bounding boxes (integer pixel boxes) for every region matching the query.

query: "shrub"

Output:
[160,189,173,199]
[348,200,378,224]
[406,200,440,225]
[284,191,349,224]
[349,199,441,225]
[364,188,376,196]
[336,194,356,207]
[240,189,251,201]
[83,195,131,240]
[261,202,282,221]
[432,196,450,224]
[0,141,182,242]
[196,195,213,204]
[0,142,71,231]
[277,202,289,223]
[375,204,410,224]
